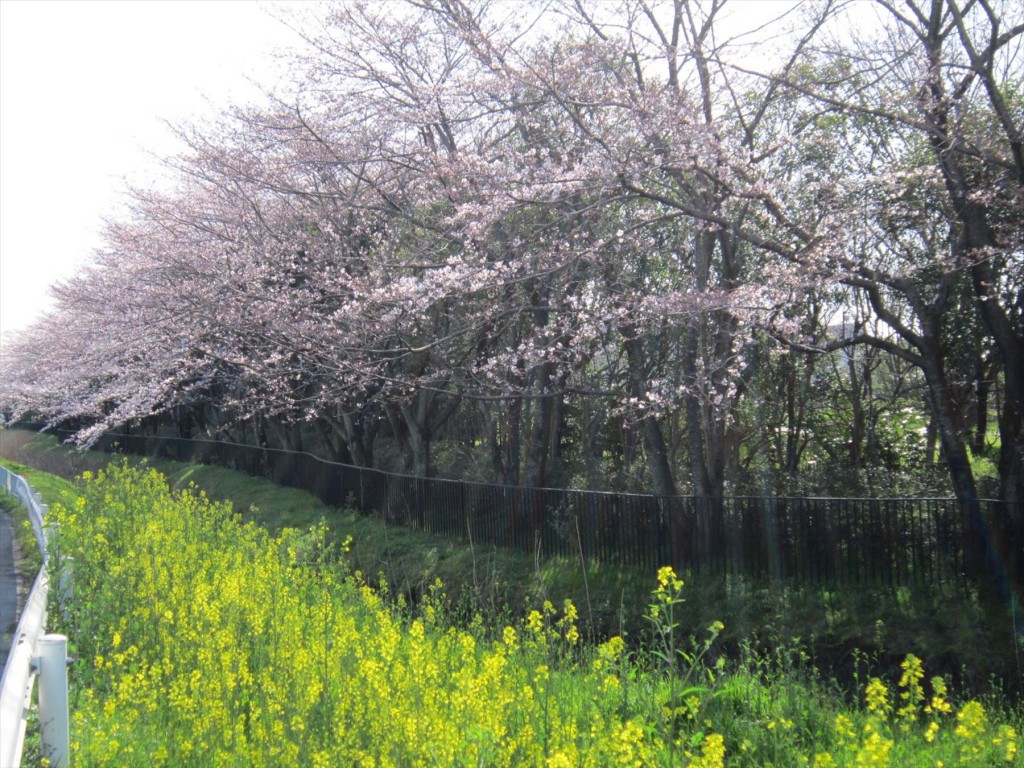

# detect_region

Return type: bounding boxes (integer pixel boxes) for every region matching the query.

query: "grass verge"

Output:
[0,455,80,580]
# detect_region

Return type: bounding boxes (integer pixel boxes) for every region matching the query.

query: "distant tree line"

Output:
[1,0,1021,507]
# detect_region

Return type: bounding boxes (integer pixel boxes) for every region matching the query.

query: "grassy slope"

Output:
[0,430,637,632]
[0,453,80,577]
[1,428,1021,700]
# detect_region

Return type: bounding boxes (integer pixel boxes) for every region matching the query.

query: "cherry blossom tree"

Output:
[2,0,1019,521]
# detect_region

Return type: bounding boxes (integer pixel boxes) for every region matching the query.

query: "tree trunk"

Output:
[315,418,353,464]
[972,357,991,456]
[339,408,376,468]
[505,394,523,486]
[400,395,433,478]
[919,348,977,504]
[917,350,995,591]
[996,389,1023,506]
[523,362,557,490]
[622,332,677,498]
[478,401,506,485]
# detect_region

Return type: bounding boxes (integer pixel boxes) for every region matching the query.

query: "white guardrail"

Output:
[0,465,69,768]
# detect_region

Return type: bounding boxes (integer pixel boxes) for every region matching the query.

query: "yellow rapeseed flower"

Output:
[689,733,726,768]
[992,724,1017,762]
[527,609,544,635]
[926,676,953,716]
[502,625,517,649]
[656,566,683,592]
[955,700,987,741]
[855,721,893,766]
[897,654,924,722]
[835,713,857,742]
[865,678,892,720]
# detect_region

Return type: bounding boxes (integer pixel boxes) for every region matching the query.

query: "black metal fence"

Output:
[80,431,1023,592]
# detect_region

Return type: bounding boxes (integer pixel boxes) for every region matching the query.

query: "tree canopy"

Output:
[2,0,1021,503]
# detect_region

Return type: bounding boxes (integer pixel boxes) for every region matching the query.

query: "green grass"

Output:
[2,428,1022,703]
[0,454,80,509]
[0,492,44,579]
[0,455,79,577]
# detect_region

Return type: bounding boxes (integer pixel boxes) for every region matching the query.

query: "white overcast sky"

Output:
[0,0,308,341]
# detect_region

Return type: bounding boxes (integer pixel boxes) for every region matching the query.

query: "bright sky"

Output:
[0,0,306,341]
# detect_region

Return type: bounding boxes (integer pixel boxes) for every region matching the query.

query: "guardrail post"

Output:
[36,633,70,768]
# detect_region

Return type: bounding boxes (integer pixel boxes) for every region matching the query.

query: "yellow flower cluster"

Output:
[50,465,732,767]
[819,657,1020,766]
[44,464,1021,767]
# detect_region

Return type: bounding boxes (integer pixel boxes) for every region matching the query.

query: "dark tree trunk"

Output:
[398,390,462,479]
[997,390,1023,506]
[523,362,557,491]
[505,393,523,487]
[478,401,506,485]
[622,332,678,498]
[315,418,353,465]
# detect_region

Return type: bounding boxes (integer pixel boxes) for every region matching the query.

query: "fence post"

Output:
[35,633,70,768]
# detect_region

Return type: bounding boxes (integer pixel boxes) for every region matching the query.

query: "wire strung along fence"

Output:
[72,430,1024,593]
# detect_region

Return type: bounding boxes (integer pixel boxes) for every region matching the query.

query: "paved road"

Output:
[0,510,19,666]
